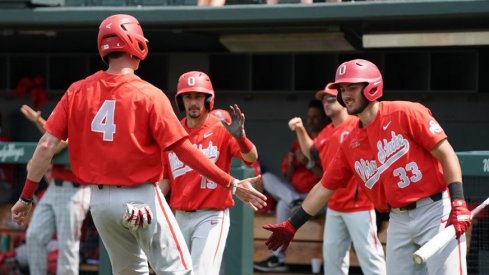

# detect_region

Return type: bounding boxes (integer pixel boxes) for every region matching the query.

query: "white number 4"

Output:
[91,100,116,141]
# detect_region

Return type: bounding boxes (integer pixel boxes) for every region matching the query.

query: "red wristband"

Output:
[237,136,254,154]
[21,179,39,201]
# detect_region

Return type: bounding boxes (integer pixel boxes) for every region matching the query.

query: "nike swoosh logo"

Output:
[106,23,112,29]
[440,218,448,223]
[383,121,392,130]
[210,220,218,225]
[203,132,213,138]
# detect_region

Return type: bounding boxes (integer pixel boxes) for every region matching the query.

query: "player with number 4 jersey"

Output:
[11,14,266,275]
[160,71,258,275]
[263,59,470,275]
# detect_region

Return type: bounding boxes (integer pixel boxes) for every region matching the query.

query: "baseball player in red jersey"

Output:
[159,71,258,275]
[263,59,471,275]
[288,85,386,275]
[10,14,266,275]
[254,100,326,272]
[20,105,91,275]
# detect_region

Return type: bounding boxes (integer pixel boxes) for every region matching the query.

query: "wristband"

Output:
[288,206,312,230]
[236,136,254,154]
[19,197,33,205]
[232,179,239,195]
[20,178,39,201]
[448,181,465,201]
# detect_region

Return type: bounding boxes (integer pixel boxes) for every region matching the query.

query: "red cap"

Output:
[315,82,338,100]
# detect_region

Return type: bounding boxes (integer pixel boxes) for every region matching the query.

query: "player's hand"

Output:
[263,220,297,251]
[20,105,41,122]
[122,202,153,232]
[447,199,472,238]
[11,200,32,227]
[288,117,304,131]
[221,104,245,139]
[235,175,267,211]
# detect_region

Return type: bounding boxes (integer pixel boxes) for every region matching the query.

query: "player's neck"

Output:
[331,108,349,127]
[358,101,379,128]
[186,113,209,129]
[106,56,139,75]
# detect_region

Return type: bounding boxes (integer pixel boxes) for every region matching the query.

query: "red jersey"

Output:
[281,140,321,194]
[45,71,188,185]
[322,101,448,210]
[314,116,374,212]
[51,165,82,183]
[162,115,250,211]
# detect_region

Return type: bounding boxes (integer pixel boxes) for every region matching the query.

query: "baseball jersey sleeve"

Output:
[404,103,447,151]
[45,91,70,140]
[321,146,353,190]
[150,92,188,150]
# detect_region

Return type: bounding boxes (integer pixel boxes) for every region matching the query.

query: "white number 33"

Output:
[91,100,116,141]
[393,161,422,188]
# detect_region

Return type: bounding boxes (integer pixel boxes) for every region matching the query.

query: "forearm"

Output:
[35,116,47,133]
[295,127,314,159]
[302,182,333,216]
[431,140,462,184]
[172,138,234,188]
[240,146,258,163]
[236,135,258,162]
[27,133,59,181]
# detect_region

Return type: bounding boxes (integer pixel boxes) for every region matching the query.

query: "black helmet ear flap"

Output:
[176,95,185,113]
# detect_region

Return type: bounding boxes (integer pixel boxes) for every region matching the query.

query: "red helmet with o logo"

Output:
[329,59,383,102]
[175,71,215,112]
[97,14,148,62]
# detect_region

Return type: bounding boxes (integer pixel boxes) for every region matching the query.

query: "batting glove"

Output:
[221,104,245,139]
[263,220,297,251]
[122,202,153,233]
[448,199,472,238]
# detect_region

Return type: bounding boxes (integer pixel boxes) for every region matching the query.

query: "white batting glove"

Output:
[122,202,153,232]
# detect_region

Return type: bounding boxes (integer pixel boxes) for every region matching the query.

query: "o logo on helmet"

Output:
[338,64,347,76]
[187,77,196,86]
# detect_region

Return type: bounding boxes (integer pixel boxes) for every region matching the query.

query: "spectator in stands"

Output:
[254,99,328,272]
[198,0,226,6]
[267,0,312,4]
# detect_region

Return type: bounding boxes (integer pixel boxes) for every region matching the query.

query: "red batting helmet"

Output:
[175,71,215,112]
[97,14,148,62]
[329,59,383,103]
[315,82,338,100]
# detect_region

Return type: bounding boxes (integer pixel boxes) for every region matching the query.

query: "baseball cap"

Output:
[315,82,338,100]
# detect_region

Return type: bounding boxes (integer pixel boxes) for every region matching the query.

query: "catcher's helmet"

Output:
[97,14,148,62]
[329,59,383,105]
[175,71,215,112]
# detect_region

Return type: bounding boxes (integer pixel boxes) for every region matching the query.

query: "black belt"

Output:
[54,179,80,188]
[398,192,443,211]
[97,185,122,190]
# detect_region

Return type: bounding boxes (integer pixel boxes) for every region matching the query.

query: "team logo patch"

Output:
[428,120,443,135]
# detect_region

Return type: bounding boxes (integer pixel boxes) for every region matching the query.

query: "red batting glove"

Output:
[263,220,297,251]
[448,200,472,238]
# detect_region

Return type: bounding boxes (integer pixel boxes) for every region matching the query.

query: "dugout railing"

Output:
[0,142,487,275]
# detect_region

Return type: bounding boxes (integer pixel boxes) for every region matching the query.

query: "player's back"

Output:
[47,71,186,185]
